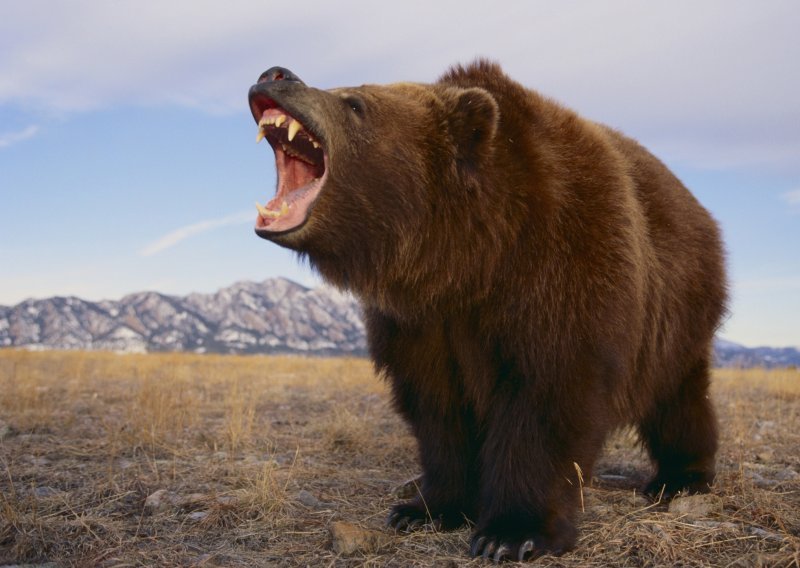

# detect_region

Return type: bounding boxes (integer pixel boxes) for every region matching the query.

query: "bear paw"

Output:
[644,470,714,501]
[387,500,470,532]
[469,517,576,562]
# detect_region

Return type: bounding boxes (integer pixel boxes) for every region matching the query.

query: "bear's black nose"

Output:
[257,66,305,85]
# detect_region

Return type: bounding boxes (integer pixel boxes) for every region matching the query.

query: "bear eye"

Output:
[343,95,365,116]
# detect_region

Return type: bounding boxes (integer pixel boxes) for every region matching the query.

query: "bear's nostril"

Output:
[258,66,304,85]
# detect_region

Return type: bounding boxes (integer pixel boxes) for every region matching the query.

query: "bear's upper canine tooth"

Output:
[287,120,301,141]
[258,116,269,128]
[256,129,265,143]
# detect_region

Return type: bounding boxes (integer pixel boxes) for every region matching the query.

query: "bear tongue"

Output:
[276,148,316,196]
[255,146,325,232]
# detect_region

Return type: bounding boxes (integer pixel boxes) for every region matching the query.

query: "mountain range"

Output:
[1,278,798,368]
[0,278,365,356]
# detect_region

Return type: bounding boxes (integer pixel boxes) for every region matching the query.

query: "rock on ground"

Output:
[668,494,724,519]
[330,521,391,555]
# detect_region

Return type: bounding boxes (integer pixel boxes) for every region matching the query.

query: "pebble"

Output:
[146,489,220,511]
[176,493,208,507]
[295,489,330,510]
[774,468,799,481]
[144,489,171,511]
[32,486,61,498]
[216,495,239,506]
[668,494,723,519]
[755,447,774,462]
[330,521,390,554]
[745,525,786,542]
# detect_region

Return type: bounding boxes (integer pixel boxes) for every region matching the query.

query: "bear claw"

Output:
[470,536,487,557]
[643,470,714,502]
[517,539,535,561]
[387,511,427,533]
[388,501,471,532]
[481,539,497,560]
[493,544,511,562]
[470,535,539,563]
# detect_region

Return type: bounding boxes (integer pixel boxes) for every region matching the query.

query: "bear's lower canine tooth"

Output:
[256,201,271,218]
[256,201,289,219]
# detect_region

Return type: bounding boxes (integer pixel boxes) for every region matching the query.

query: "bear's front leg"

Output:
[469,378,608,562]
[387,395,479,531]
[366,309,479,532]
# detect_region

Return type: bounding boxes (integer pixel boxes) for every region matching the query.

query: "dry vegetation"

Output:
[0,350,798,567]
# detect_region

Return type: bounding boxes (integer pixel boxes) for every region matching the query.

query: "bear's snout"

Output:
[257,66,305,86]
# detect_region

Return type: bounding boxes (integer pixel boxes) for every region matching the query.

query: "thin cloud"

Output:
[783,189,800,207]
[139,210,253,257]
[0,125,38,148]
[1,1,798,174]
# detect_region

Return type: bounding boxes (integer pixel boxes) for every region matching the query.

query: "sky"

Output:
[1,0,798,348]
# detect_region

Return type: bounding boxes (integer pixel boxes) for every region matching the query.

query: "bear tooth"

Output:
[256,129,265,143]
[256,202,282,219]
[312,140,320,149]
[258,116,269,128]
[281,201,289,215]
[275,115,287,127]
[287,120,301,141]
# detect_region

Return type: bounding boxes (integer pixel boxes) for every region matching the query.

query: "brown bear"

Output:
[247,61,727,562]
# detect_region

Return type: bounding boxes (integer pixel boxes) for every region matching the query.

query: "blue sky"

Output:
[1,1,798,348]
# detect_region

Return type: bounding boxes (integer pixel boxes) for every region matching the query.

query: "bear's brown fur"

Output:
[248,61,727,561]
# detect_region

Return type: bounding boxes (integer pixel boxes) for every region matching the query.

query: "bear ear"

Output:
[445,87,499,169]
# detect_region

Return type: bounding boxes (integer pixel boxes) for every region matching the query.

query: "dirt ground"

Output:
[0,350,798,567]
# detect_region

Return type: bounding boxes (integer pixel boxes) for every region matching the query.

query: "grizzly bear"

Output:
[248,61,727,562]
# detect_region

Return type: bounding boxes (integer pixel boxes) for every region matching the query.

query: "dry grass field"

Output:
[0,350,798,567]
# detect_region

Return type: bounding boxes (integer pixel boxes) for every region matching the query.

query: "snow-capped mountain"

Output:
[0,278,365,355]
[1,279,797,367]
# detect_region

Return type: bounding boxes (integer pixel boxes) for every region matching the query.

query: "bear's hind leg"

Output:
[639,358,718,500]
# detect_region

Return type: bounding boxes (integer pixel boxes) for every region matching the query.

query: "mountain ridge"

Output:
[0,278,365,356]
[1,278,797,367]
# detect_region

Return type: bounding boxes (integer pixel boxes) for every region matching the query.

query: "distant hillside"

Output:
[714,338,800,368]
[0,278,365,356]
[1,279,797,367]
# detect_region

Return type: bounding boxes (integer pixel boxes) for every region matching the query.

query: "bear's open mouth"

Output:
[253,102,327,234]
